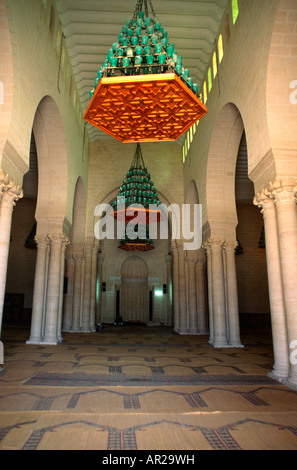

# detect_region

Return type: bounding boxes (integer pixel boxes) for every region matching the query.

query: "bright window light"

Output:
[154,290,163,297]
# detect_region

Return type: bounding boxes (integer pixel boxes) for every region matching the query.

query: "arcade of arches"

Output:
[0,0,297,408]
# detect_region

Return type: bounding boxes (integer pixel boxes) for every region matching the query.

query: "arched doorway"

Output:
[120,255,149,324]
[26,95,68,345]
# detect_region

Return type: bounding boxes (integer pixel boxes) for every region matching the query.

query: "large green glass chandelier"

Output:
[83,0,207,142]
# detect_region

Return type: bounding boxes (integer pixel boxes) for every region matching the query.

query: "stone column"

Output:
[27,235,49,344]
[196,255,208,334]
[62,245,75,331]
[254,189,289,380]
[90,242,98,331]
[203,241,213,343]
[57,236,69,342]
[209,238,228,347]
[171,243,179,332]
[71,253,84,332]
[165,253,173,326]
[0,181,23,336]
[42,234,65,345]
[186,257,198,334]
[270,181,297,388]
[81,242,93,332]
[224,240,243,347]
[178,244,188,334]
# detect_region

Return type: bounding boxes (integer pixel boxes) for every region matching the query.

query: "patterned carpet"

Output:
[0,325,297,450]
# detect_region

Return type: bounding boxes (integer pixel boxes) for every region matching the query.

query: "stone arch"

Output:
[265,0,297,181]
[32,95,68,235]
[205,102,244,241]
[0,0,14,161]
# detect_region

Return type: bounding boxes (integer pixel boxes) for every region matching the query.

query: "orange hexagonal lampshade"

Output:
[83,73,207,143]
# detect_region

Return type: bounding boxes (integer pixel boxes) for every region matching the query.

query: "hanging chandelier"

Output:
[83,0,207,143]
[112,142,162,224]
[113,143,161,251]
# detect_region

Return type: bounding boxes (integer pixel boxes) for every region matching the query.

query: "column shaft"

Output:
[272,183,297,387]
[224,241,243,347]
[187,258,198,334]
[210,239,228,347]
[42,234,64,344]
[254,191,289,379]
[27,236,49,344]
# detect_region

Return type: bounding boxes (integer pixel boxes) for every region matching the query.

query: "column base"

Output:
[178,329,189,335]
[213,341,229,348]
[281,377,297,391]
[188,329,199,335]
[26,339,42,345]
[228,343,244,348]
[81,328,91,333]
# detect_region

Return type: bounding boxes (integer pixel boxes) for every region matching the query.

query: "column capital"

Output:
[205,238,225,251]
[268,179,297,203]
[1,183,23,209]
[34,235,49,248]
[185,257,197,266]
[73,253,84,263]
[224,240,238,253]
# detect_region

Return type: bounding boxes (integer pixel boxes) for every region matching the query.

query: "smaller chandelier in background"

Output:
[113,143,162,251]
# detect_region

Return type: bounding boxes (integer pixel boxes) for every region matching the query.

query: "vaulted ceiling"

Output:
[55,0,228,142]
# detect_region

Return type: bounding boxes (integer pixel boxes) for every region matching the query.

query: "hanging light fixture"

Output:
[112,142,162,224]
[113,143,161,251]
[83,0,207,143]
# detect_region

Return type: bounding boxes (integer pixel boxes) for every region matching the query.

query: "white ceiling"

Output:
[55,0,228,142]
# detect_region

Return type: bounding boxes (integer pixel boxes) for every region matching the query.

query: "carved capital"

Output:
[47,233,69,246]
[224,240,238,253]
[206,238,225,251]
[34,235,49,248]
[268,179,297,204]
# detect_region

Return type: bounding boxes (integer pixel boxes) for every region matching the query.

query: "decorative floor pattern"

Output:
[1,325,297,450]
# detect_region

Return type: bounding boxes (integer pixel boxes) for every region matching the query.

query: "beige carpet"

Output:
[0,325,297,450]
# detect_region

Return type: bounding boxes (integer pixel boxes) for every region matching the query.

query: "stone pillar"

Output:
[42,234,65,345]
[224,241,243,347]
[203,241,213,343]
[62,245,75,331]
[57,236,69,342]
[90,242,98,331]
[196,255,208,334]
[209,238,228,347]
[96,248,104,325]
[270,181,297,388]
[71,253,84,332]
[81,242,93,332]
[254,189,289,380]
[186,257,198,334]
[27,236,49,344]
[0,181,23,336]
[165,253,173,326]
[178,244,188,334]
[171,243,179,332]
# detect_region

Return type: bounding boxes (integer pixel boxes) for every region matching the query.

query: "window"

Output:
[203,81,207,104]
[218,34,224,63]
[208,67,212,92]
[232,0,239,24]
[213,52,217,79]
